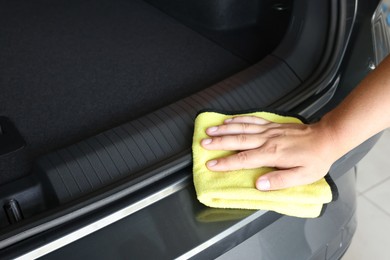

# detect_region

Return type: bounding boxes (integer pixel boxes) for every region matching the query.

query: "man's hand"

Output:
[201,116,337,191]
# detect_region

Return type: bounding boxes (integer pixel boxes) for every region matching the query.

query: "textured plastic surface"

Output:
[36,56,301,203]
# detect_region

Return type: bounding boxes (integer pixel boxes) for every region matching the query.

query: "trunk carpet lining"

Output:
[0,0,247,159]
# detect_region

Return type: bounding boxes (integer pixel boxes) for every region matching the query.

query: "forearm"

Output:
[319,55,390,162]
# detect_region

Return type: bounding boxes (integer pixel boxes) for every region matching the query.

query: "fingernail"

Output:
[257,178,270,191]
[207,126,218,133]
[207,160,218,167]
[202,138,212,145]
[224,118,232,123]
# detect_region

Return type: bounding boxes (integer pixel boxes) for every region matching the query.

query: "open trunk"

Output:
[1,0,295,223]
[0,0,379,258]
[1,0,291,163]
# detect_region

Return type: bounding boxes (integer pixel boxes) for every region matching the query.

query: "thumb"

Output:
[256,168,303,191]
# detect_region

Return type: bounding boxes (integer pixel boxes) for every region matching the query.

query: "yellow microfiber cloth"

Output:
[192,110,338,218]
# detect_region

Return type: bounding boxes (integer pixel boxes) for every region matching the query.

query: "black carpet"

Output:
[0,0,248,160]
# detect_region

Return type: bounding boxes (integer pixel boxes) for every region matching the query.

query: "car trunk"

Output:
[0,0,341,253]
[0,0,290,162]
[0,0,292,222]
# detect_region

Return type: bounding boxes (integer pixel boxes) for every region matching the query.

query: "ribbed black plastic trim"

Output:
[36,56,301,203]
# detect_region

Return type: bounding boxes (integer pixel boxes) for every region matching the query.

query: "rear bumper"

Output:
[22,134,380,260]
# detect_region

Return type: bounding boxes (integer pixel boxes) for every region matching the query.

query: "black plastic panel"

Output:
[36,56,301,203]
[273,0,329,81]
[0,117,29,184]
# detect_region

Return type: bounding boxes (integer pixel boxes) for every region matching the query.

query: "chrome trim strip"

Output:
[16,176,191,260]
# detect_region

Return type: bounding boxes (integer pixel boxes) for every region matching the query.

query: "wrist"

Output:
[311,117,343,165]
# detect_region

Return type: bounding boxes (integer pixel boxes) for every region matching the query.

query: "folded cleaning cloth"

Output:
[192,110,338,218]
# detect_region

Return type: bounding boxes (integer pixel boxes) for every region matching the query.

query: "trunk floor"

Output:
[0,0,247,157]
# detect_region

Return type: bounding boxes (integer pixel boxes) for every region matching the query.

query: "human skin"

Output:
[201,55,390,191]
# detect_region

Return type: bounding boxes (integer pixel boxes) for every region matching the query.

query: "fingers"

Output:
[205,116,281,138]
[202,117,283,151]
[256,168,327,191]
[205,150,319,191]
[256,169,302,191]
[201,134,268,150]
[224,116,271,125]
[205,123,266,136]
[206,115,274,137]
[202,124,284,151]
[205,149,274,171]
[207,154,322,191]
